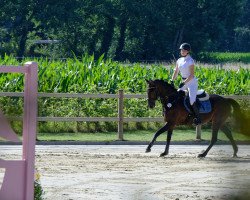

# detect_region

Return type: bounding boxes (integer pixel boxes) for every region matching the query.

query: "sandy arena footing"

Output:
[0,145,250,200]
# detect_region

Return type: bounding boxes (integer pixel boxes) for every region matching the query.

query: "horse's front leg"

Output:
[160,129,173,157]
[146,123,169,153]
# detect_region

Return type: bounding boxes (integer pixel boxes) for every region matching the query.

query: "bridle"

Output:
[147,86,169,107]
[147,85,177,100]
[147,85,180,110]
[147,87,158,99]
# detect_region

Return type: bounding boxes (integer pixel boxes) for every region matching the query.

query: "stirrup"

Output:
[193,118,201,126]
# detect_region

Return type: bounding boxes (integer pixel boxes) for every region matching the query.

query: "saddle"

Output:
[184,89,212,113]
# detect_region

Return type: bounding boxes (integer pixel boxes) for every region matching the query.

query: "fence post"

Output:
[219,63,223,70]
[196,125,201,140]
[0,62,38,200]
[23,62,38,200]
[117,89,124,140]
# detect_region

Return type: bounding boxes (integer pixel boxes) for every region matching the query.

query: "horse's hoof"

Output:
[159,152,167,157]
[145,148,151,153]
[197,153,206,158]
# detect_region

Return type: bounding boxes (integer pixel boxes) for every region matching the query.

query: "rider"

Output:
[170,43,201,125]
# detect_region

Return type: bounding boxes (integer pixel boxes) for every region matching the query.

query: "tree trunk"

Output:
[142,27,150,60]
[72,31,79,56]
[99,16,115,58]
[177,25,185,47]
[115,18,127,60]
[88,32,99,55]
[172,25,185,59]
[17,29,28,58]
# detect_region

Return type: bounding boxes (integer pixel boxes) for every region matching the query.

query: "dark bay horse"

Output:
[146,79,246,158]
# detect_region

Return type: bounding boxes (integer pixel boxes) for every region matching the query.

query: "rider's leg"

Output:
[191,102,202,125]
[188,79,201,125]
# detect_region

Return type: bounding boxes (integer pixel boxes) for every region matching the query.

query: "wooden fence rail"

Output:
[0,91,249,140]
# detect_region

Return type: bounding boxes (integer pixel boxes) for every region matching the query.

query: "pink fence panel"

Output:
[0,62,38,200]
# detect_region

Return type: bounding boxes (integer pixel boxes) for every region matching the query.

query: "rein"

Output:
[148,81,186,114]
[165,92,181,109]
[159,88,181,110]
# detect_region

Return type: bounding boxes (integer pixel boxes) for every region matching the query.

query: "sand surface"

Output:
[0,145,250,200]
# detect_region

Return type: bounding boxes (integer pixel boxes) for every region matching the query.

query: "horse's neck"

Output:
[164,88,178,99]
[159,95,168,105]
[162,91,183,107]
[157,85,178,103]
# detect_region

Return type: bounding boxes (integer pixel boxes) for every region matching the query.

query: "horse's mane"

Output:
[153,79,182,96]
[153,79,168,86]
[153,79,174,89]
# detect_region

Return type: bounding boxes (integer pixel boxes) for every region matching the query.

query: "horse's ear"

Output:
[145,79,151,84]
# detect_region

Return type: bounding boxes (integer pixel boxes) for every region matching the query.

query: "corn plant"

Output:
[0,54,249,133]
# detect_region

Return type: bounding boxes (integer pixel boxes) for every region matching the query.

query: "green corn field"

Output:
[0,54,249,94]
[198,52,250,63]
[0,54,249,133]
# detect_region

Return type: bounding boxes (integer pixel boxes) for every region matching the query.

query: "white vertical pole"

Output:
[196,125,201,140]
[117,89,124,140]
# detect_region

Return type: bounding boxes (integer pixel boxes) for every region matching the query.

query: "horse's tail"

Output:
[227,98,250,137]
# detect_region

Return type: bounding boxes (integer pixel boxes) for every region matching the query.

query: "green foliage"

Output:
[0,0,249,60]
[196,66,250,95]
[198,52,250,63]
[34,181,44,200]
[0,55,249,95]
[0,55,249,133]
[37,130,250,142]
[34,170,44,200]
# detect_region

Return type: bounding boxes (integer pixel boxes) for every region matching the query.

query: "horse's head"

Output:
[146,80,158,108]
[146,79,177,108]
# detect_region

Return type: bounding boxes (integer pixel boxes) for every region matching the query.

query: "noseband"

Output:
[147,85,180,110]
[148,86,177,100]
[147,86,168,103]
[147,87,158,99]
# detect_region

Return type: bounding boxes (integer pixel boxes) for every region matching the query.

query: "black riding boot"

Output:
[191,102,202,125]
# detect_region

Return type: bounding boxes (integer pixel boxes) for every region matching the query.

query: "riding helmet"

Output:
[179,43,191,51]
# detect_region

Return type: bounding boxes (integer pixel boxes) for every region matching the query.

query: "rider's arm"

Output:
[183,64,194,84]
[171,64,179,81]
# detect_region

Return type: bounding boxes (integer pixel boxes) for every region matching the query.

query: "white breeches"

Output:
[180,77,198,105]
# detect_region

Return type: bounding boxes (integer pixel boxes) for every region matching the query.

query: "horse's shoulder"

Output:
[209,94,223,99]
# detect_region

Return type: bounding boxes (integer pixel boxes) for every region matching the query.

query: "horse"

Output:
[145,79,246,158]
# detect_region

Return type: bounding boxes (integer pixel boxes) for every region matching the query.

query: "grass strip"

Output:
[36,129,250,142]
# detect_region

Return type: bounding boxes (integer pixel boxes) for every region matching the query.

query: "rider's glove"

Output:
[179,82,185,89]
[170,80,174,87]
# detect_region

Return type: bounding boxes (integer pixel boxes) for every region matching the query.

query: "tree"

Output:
[0,0,59,57]
[198,0,244,51]
[234,0,250,52]
[0,0,247,59]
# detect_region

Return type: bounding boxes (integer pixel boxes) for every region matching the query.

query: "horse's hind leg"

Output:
[198,123,219,158]
[146,123,169,153]
[220,125,238,157]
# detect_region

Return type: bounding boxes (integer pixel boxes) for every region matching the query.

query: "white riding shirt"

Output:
[177,55,194,78]
[176,55,198,105]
